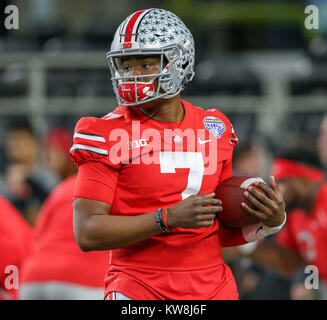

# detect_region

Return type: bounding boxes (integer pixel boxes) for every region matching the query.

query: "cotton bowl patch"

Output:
[203,117,226,138]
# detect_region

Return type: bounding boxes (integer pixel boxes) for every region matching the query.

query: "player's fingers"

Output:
[241,202,269,221]
[253,181,279,202]
[267,176,285,208]
[269,176,284,198]
[243,191,272,217]
[197,219,215,228]
[269,176,278,191]
[193,197,220,207]
[197,206,222,214]
[197,213,217,221]
[194,193,215,198]
[247,186,278,211]
[197,198,222,206]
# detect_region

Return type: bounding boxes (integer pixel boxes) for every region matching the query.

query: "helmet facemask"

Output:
[107,44,190,106]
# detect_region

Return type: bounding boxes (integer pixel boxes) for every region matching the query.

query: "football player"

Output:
[70,8,286,300]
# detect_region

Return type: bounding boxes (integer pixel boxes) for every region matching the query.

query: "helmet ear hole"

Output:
[164,80,174,91]
[182,61,189,70]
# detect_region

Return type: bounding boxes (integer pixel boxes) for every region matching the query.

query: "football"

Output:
[215,176,266,228]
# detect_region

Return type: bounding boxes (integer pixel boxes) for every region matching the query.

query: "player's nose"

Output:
[124,67,143,82]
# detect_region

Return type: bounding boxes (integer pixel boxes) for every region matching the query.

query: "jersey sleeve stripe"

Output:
[103,112,123,120]
[70,144,108,155]
[74,132,106,142]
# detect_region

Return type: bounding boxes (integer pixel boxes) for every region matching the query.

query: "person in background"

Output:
[19,175,109,300]
[0,120,59,225]
[237,146,327,300]
[44,127,77,180]
[0,195,33,300]
[317,113,327,178]
[232,141,266,178]
[222,141,292,300]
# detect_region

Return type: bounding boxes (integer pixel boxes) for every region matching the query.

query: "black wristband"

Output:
[156,208,170,232]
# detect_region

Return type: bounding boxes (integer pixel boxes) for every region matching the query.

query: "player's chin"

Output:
[140,96,167,109]
[140,99,159,108]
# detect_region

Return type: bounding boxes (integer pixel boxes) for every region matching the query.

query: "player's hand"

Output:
[241,176,285,228]
[166,193,222,229]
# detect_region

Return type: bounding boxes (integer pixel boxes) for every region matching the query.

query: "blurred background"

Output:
[0,0,327,300]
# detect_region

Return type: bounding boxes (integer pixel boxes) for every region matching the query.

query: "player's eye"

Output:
[122,65,132,73]
[142,63,153,69]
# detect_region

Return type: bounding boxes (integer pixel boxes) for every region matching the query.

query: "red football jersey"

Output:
[70,99,246,299]
[20,176,108,288]
[276,183,327,284]
[0,196,33,300]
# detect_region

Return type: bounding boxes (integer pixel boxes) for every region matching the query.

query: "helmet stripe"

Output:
[131,9,154,42]
[123,9,151,44]
[124,10,146,43]
[119,13,133,43]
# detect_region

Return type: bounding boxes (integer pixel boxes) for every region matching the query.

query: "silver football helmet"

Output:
[106,8,195,106]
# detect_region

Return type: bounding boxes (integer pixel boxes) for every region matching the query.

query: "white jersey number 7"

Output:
[159,151,205,200]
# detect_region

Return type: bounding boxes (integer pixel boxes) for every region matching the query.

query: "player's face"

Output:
[120,55,162,85]
[6,129,37,163]
[118,55,172,108]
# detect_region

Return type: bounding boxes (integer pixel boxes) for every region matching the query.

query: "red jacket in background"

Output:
[0,195,33,300]
[20,175,109,290]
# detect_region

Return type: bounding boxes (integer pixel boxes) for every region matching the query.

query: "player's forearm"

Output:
[74,193,220,251]
[75,211,161,251]
[250,242,303,277]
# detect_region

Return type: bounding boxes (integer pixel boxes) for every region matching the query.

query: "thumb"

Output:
[270,176,280,193]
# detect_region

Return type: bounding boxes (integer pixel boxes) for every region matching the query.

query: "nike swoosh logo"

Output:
[256,226,263,235]
[198,138,211,144]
